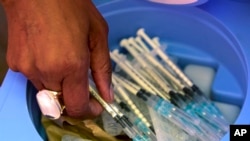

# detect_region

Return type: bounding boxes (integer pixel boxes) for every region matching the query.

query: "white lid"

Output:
[148,0,208,6]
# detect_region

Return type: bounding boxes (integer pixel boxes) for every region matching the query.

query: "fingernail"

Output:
[109,84,114,102]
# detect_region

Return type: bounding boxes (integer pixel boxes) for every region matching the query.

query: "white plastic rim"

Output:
[148,0,208,5]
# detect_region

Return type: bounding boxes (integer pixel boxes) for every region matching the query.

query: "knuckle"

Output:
[18,62,32,75]
[62,54,86,72]
[6,53,32,75]
[36,53,85,75]
[6,57,18,72]
[17,62,34,79]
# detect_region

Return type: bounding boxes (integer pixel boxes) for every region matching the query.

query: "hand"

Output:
[2,0,113,118]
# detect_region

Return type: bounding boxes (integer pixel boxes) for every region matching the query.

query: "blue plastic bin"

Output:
[0,0,250,141]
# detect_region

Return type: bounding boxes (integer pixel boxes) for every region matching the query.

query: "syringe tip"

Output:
[137,28,145,36]
[191,85,203,95]
[183,87,193,96]
[120,38,129,47]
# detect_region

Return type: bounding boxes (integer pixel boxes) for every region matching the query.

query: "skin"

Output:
[0,0,114,118]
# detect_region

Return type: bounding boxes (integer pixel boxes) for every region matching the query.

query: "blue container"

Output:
[0,0,250,140]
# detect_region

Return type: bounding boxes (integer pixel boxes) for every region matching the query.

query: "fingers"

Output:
[91,71,113,102]
[4,0,109,119]
[88,8,113,104]
[90,49,113,104]
[62,63,88,118]
[25,58,103,118]
[88,4,113,103]
[89,35,113,103]
[61,60,103,118]
[87,97,104,118]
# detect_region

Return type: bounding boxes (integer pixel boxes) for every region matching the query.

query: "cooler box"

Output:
[0,0,250,140]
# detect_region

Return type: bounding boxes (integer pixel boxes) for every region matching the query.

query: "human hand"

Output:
[2,0,113,118]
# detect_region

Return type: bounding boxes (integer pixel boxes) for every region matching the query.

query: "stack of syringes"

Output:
[107,28,229,141]
[89,78,157,141]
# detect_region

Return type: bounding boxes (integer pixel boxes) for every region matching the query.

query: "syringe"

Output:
[192,91,227,118]
[109,103,153,141]
[114,95,157,141]
[128,36,192,94]
[88,80,151,141]
[191,101,229,134]
[148,106,198,141]
[112,76,153,129]
[136,28,228,129]
[135,29,212,96]
[137,28,193,89]
[113,73,176,105]
[110,49,169,100]
[141,91,221,141]
[120,39,174,95]
[112,74,214,140]
[177,89,229,133]
[112,74,219,141]
[172,93,226,139]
